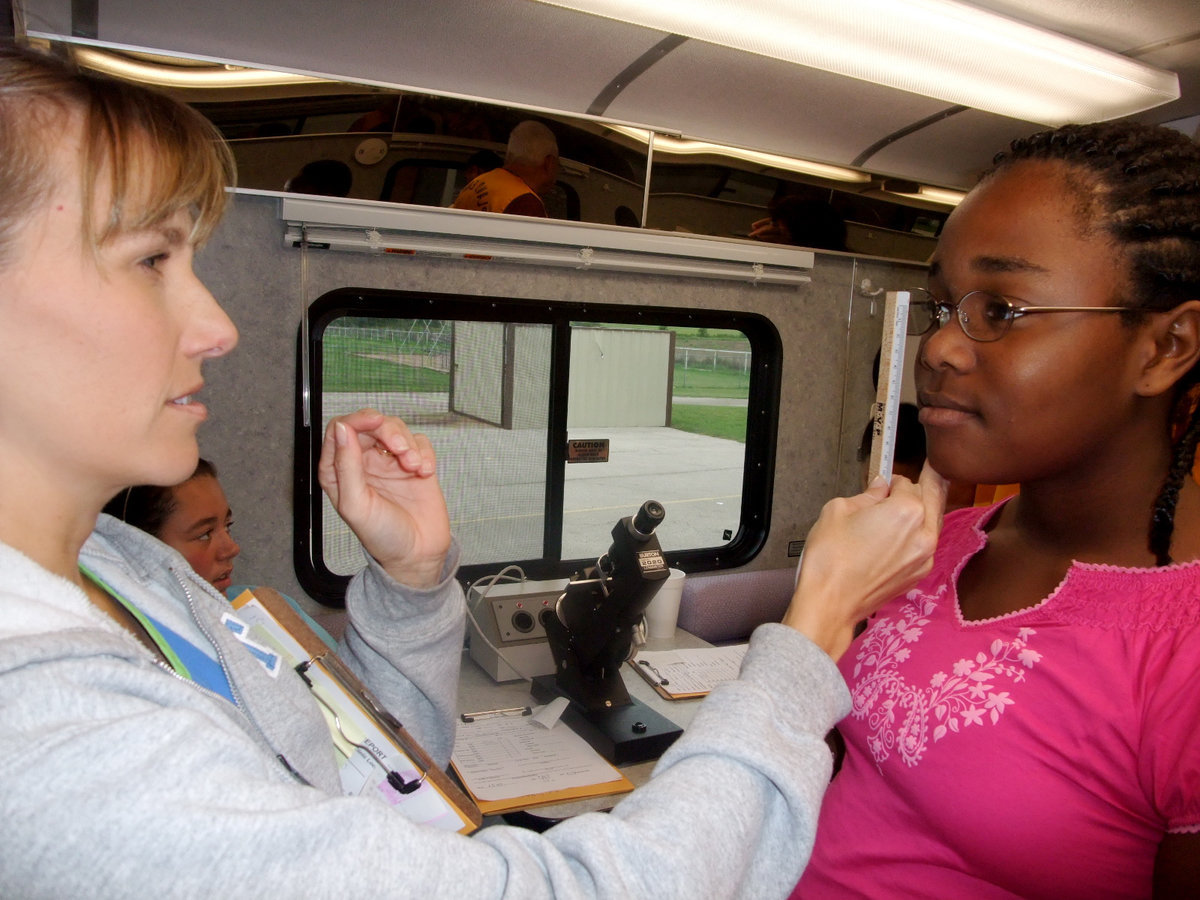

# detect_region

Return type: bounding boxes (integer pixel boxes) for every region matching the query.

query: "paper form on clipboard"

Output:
[629,644,748,699]
[450,710,633,815]
[230,587,481,833]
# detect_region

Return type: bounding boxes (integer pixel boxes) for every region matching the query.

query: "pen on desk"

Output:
[639,660,669,685]
[460,706,532,723]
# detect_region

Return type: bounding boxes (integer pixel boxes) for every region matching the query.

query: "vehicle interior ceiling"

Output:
[13,0,1200,262]
[7,0,1199,617]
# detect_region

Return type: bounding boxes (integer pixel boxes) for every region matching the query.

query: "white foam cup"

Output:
[644,568,686,639]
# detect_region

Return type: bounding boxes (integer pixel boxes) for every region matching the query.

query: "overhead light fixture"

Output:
[72,46,331,89]
[882,180,966,207]
[533,0,1180,125]
[608,125,870,183]
[911,185,966,207]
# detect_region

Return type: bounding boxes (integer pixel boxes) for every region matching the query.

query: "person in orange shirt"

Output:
[451,120,559,217]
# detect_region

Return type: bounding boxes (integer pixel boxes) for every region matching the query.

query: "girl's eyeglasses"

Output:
[906,288,1138,343]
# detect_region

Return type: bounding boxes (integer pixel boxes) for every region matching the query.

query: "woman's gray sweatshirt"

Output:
[0,515,849,899]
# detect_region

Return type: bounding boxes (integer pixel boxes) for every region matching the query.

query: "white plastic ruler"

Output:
[796,289,912,588]
[868,290,911,484]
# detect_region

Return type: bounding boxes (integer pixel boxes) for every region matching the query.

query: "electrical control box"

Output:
[467,578,569,682]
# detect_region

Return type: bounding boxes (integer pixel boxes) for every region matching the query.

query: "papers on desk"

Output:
[450,708,634,815]
[629,644,749,699]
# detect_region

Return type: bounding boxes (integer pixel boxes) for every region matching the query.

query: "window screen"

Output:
[295,289,781,603]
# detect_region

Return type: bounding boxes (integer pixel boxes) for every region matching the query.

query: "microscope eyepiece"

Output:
[631,500,665,538]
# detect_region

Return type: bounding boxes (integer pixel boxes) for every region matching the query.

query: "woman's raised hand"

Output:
[318,409,451,589]
[783,464,948,660]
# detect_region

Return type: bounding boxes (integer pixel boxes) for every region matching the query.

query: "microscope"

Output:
[532,500,683,763]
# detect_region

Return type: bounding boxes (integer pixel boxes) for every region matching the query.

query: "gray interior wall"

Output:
[195,191,925,612]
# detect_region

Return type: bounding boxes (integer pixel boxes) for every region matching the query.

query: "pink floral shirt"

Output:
[793,502,1200,899]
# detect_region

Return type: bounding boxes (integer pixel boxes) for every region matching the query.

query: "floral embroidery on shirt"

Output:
[849,585,1041,767]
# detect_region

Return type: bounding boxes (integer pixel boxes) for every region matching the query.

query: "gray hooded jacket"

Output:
[0,515,849,898]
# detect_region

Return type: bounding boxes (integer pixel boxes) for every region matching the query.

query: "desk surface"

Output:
[457,628,713,819]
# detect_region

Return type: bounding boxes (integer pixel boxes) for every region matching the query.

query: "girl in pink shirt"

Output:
[795,121,1200,899]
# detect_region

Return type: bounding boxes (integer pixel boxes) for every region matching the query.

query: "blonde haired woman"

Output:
[0,43,944,897]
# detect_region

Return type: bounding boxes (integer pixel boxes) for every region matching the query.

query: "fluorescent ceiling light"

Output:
[533,0,1180,125]
[913,186,966,207]
[883,181,966,206]
[609,125,870,183]
[882,179,965,206]
[73,46,330,89]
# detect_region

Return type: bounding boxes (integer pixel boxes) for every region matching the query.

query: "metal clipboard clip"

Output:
[295,652,429,794]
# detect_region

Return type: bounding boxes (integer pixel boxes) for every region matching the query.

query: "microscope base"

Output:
[531,675,683,765]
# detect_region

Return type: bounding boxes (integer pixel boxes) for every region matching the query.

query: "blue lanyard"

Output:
[80,563,192,678]
[79,564,236,703]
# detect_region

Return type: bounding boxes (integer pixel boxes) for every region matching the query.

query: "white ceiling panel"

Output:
[866,110,1047,187]
[604,40,956,169]
[23,0,666,115]
[19,0,1200,188]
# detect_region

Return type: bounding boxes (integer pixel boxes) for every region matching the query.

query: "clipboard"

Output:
[230,587,482,833]
[454,770,635,817]
[628,645,748,700]
[631,661,708,701]
[449,711,634,816]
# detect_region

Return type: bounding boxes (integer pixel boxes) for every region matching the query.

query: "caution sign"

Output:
[566,439,609,464]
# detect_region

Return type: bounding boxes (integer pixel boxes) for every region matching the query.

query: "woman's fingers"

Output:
[338,409,436,477]
[315,410,451,587]
[330,420,369,517]
[783,468,947,659]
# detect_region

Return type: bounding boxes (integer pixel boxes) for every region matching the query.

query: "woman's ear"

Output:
[1137,300,1200,397]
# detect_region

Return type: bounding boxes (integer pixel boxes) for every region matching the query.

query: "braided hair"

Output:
[985,122,1200,564]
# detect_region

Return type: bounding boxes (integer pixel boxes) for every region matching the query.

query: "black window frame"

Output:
[294,287,781,605]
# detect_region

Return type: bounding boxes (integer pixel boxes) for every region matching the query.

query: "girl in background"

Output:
[104,459,339,645]
[105,459,240,591]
